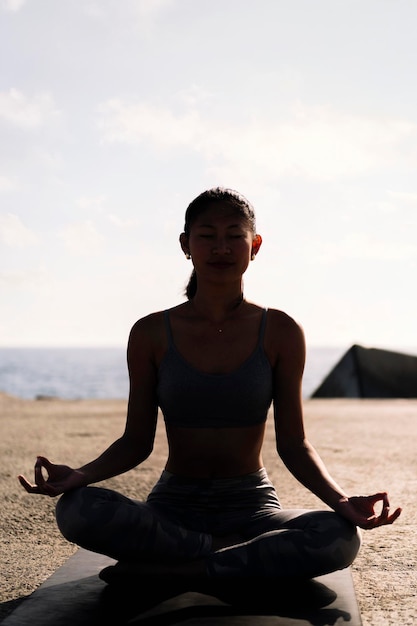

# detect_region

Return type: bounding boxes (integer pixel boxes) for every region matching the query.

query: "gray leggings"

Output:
[55,468,361,578]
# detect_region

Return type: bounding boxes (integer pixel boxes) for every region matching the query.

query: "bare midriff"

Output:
[164,422,266,478]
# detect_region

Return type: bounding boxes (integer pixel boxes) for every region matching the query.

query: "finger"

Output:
[18,474,41,494]
[37,455,53,470]
[368,492,389,506]
[378,496,399,523]
[366,506,402,529]
[381,492,391,509]
[19,473,58,496]
[34,457,48,487]
[379,500,391,520]
[385,507,402,525]
[368,492,390,518]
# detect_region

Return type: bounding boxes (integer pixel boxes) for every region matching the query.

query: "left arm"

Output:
[269,311,401,529]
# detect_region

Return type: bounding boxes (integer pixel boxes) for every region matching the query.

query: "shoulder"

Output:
[264,307,306,367]
[127,310,169,370]
[129,311,165,343]
[266,307,305,339]
[129,303,189,338]
[128,304,188,362]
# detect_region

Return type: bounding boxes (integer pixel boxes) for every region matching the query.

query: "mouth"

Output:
[208,262,234,270]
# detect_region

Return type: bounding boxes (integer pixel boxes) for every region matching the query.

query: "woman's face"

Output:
[181,203,261,284]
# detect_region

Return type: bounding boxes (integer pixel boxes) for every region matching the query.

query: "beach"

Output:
[0,393,415,625]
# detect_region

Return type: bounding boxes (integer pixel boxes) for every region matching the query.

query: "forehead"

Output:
[191,203,251,229]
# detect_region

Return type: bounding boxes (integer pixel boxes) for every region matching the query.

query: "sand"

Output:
[0,393,415,625]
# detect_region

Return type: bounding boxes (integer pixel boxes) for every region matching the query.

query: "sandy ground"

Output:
[0,393,415,625]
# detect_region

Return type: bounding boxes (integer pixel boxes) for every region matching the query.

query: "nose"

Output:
[212,237,231,255]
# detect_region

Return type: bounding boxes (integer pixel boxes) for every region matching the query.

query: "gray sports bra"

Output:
[157,308,273,428]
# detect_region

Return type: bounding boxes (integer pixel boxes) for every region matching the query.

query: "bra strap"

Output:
[258,308,268,344]
[163,310,174,345]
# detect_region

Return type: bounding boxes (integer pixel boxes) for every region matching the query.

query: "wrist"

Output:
[332,494,350,513]
[74,468,90,486]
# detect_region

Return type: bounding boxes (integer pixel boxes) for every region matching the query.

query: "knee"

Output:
[328,513,362,569]
[342,520,362,566]
[55,487,91,543]
[307,510,362,571]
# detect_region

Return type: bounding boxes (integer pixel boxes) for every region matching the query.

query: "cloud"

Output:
[76,194,107,211]
[97,99,201,148]
[82,0,174,29]
[0,88,60,129]
[0,176,15,191]
[133,0,174,18]
[0,0,26,12]
[370,191,417,227]
[96,99,417,182]
[82,1,107,19]
[0,213,38,247]
[313,232,416,263]
[59,220,105,256]
[0,266,47,288]
[387,190,417,205]
[176,84,214,109]
[107,214,142,229]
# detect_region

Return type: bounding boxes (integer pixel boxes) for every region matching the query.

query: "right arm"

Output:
[270,310,401,529]
[18,314,160,496]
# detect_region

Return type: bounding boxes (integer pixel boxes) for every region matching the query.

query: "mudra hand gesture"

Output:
[18,456,86,497]
[337,493,401,530]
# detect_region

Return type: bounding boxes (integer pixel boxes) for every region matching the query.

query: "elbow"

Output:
[120,433,154,469]
[276,444,290,466]
[276,436,308,463]
[130,439,154,467]
[138,441,154,464]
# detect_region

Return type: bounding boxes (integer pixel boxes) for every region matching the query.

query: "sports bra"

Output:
[157,308,273,428]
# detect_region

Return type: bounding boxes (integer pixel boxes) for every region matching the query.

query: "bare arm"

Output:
[19,315,160,496]
[77,317,159,484]
[271,311,401,528]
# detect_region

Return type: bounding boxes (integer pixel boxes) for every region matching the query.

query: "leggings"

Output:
[55,468,361,579]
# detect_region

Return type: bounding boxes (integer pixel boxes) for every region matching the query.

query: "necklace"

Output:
[192,294,244,333]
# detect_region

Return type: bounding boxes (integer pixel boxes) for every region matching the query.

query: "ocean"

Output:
[0,346,346,401]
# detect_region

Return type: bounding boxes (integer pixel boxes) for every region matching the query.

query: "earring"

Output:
[251,253,256,261]
[185,252,191,260]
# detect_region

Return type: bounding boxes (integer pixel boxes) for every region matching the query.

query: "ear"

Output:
[179,232,190,256]
[251,233,262,257]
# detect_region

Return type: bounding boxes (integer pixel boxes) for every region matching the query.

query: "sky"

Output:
[1,0,416,351]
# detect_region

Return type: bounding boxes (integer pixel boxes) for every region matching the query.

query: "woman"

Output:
[19,187,401,588]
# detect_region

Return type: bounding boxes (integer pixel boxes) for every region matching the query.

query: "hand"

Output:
[18,456,87,497]
[336,492,402,529]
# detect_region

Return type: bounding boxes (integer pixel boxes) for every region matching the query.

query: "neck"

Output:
[190,291,245,326]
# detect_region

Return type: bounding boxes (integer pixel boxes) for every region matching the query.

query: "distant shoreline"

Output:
[2,344,417,402]
[0,345,347,401]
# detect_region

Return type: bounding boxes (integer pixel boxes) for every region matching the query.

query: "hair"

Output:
[183,187,257,300]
